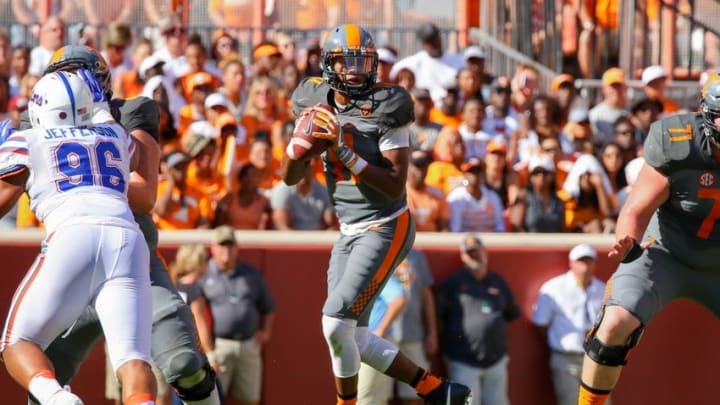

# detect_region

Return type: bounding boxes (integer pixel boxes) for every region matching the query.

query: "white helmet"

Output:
[28,71,95,128]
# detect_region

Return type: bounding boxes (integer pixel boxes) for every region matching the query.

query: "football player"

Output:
[17,46,221,405]
[282,24,471,405]
[578,74,720,404]
[0,71,156,405]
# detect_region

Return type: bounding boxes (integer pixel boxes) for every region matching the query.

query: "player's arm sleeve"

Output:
[642,120,670,173]
[0,132,29,179]
[378,124,411,151]
[290,77,327,117]
[122,97,160,139]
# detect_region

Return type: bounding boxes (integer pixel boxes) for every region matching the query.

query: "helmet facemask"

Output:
[323,50,378,96]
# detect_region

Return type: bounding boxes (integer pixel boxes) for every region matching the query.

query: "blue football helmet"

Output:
[321,24,378,96]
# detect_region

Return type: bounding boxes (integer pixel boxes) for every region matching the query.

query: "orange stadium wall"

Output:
[0,232,718,405]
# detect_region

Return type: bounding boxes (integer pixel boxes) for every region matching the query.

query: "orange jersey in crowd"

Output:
[425,161,464,196]
[118,70,145,100]
[407,187,450,232]
[185,162,228,204]
[221,193,271,230]
[154,181,214,229]
[429,108,462,129]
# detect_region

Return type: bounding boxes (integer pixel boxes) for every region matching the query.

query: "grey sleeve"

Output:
[643,120,668,171]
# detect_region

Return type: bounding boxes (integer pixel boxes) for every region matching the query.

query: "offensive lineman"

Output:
[17,46,220,405]
[0,71,156,404]
[577,74,720,404]
[282,24,471,405]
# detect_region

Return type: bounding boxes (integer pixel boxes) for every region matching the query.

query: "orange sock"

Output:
[413,369,443,396]
[125,392,155,405]
[578,381,611,405]
[336,394,357,405]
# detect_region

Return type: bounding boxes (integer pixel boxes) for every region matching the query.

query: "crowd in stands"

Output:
[0,14,707,235]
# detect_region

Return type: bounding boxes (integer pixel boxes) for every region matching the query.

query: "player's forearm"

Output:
[128,130,160,213]
[615,202,654,242]
[377,296,407,333]
[356,164,407,198]
[0,179,24,218]
[282,156,309,186]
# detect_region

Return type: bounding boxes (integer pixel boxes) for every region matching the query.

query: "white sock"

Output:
[28,373,63,404]
[182,386,220,405]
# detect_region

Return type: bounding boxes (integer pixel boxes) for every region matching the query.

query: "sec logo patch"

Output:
[699,172,715,187]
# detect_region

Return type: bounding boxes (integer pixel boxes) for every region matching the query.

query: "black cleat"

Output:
[419,381,472,405]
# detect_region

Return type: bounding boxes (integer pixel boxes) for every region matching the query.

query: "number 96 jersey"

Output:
[0,122,136,231]
[643,113,720,271]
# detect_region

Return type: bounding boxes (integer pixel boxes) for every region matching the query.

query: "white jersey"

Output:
[0,122,136,232]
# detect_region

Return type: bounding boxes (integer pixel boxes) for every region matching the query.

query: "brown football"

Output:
[286,104,335,160]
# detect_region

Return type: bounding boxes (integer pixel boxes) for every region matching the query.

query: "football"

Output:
[286,104,336,160]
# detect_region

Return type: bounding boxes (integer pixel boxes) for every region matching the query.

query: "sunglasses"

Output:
[164,27,187,36]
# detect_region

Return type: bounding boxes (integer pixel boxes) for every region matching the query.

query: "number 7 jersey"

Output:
[643,112,720,271]
[0,122,136,231]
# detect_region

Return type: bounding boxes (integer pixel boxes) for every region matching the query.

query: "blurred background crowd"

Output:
[0,0,718,235]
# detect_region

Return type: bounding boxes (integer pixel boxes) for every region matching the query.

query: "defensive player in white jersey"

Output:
[0,71,156,405]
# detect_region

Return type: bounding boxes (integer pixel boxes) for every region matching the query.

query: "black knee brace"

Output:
[584,307,644,367]
[174,363,217,401]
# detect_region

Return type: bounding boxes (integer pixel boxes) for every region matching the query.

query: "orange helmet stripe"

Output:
[345,24,362,50]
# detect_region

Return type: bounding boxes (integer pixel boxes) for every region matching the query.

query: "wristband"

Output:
[620,239,643,263]
[335,145,368,175]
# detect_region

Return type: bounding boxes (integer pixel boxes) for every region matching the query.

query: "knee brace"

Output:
[321,315,360,378]
[355,327,399,373]
[174,364,217,402]
[584,308,644,367]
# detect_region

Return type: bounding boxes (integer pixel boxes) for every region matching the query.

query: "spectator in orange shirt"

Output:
[251,42,283,83]
[154,151,214,230]
[407,150,449,232]
[178,39,222,102]
[429,85,462,129]
[241,75,288,146]
[183,133,228,207]
[484,139,520,209]
[426,126,466,196]
[113,37,153,100]
[640,65,679,115]
[215,163,272,230]
[247,136,281,197]
[178,72,216,136]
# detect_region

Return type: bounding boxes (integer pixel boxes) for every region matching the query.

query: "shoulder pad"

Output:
[291,77,332,117]
[644,113,700,172]
[111,96,160,139]
[372,85,414,129]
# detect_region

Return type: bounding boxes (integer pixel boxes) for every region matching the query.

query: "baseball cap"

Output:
[461,233,484,252]
[551,73,575,93]
[184,133,214,158]
[213,225,237,245]
[252,43,281,60]
[528,154,555,173]
[486,139,507,154]
[205,92,230,110]
[377,47,397,64]
[416,23,440,42]
[138,55,165,80]
[460,157,484,173]
[215,112,238,129]
[463,45,485,61]
[602,67,625,86]
[187,72,214,92]
[165,150,190,169]
[569,243,597,261]
[641,65,667,85]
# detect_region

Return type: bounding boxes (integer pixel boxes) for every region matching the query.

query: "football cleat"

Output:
[45,389,84,405]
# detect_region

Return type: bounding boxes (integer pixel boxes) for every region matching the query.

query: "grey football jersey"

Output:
[643,113,720,271]
[291,78,414,225]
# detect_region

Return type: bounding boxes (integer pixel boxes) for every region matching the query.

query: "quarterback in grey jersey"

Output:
[283,24,470,405]
[578,74,720,404]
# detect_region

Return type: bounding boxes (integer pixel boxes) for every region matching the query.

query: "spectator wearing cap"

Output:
[410,88,443,152]
[153,150,214,229]
[532,244,606,405]
[270,157,335,230]
[377,46,397,83]
[200,225,275,405]
[183,130,228,206]
[429,83,462,129]
[407,150,449,232]
[447,157,506,233]
[589,67,628,146]
[100,22,133,82]
[113,38,154,100]
[641,64,679,115]
[510,153,565,232]
[563,107,594,155]
[483,139,520,209]
[459,98,492,160]
[391,22,463,106]
[482,76,518,142]
[426,126,467,196]
[463,45,492,85]
[178,37,223,102]
[178,71,217,136]
[559,153,616,233]
[250,41,283,82]
[611,116,639,163]
[204,92,232,127]
[628,97,662,146]
[551,73,587,123]
[437,233,519,405]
